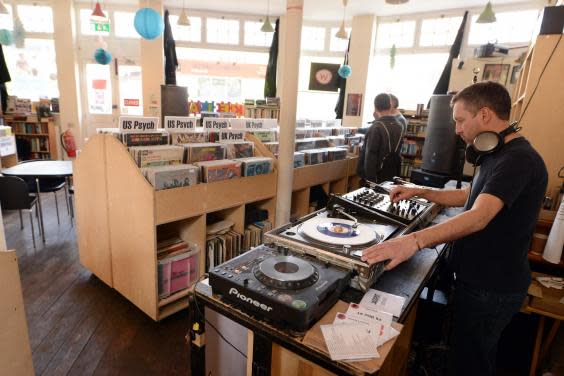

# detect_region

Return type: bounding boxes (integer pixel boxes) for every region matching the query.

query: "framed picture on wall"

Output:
[510,65,521,84]
[482,64,511,85]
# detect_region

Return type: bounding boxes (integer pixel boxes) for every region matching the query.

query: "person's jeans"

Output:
[449,280,526,376]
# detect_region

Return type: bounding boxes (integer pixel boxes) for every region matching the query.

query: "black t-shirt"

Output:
[451,137,548,293]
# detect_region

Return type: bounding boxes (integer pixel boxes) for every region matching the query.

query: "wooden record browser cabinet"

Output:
[74,134,277,320]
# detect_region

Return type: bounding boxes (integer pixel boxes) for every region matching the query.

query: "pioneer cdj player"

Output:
[208,244,351,332]
[209,182,440,331]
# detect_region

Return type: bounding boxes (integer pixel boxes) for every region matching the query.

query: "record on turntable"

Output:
[299,217,378,246]
[254,255,320,290]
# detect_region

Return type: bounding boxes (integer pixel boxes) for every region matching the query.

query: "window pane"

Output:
[176,47,268,102]
[18,5,53,33]
[420,16,463,47]
[375,20,416,48]
[296,56,342,119]
[0,4,13,30]
[114,11,138,38]
[85,64,112,114]
[244,21,274,47]
[4,39,59,100]
[469,10,538,45]
[206,18,239,45]
[369,53,448,111]
[169,15,202,42]
[330,27,351,52]
[119,65,143,115]
[301,26,326,51]
[79,8,110,36]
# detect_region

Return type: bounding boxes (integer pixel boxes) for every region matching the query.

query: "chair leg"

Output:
[54,191,60,225]
[35,204,41,235]
[19,209,23,229]
[64,186,70,215]
[29,210,36,249]
[69,194,75,226]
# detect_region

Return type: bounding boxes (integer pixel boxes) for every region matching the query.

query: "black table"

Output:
[2,161,73,241]
[193,243,447,375]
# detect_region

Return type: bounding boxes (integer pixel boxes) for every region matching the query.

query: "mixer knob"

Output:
[243,278,249,286]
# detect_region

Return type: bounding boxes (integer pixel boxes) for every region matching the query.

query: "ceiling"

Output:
[75,0,541,21]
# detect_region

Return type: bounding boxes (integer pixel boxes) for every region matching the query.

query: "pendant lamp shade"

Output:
[0,1,9,15]
[335,21,348,39]
[90,2,107,21]
[261,16,274,33]
[476,1,496,23]
[177,8,190,26]
[385,0,409,4]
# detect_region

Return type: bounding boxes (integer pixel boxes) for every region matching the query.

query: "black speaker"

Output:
[421,95,458,176]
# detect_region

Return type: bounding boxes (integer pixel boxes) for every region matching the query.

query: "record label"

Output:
[316,222,359,238]
[300,217,377,246]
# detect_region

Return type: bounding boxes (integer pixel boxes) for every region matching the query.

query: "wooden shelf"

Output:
[158,288,191,308]
[292,158,349,191]
[528,252,564,269]
[3,115,58,161]
[14,133,49,137]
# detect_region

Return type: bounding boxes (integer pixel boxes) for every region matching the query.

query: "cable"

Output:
[192,289,248,359]
[518,34,562,124]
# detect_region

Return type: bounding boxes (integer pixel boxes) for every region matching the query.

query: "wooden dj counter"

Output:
[192,242,448,376]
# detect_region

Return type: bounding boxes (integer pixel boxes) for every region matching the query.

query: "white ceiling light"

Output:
[385,0,409,4]
[476,1,497,23]
[335,0,349,40]
[177,0,191,26]
[261,0,274,33]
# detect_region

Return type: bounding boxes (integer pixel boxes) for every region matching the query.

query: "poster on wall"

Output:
[482,64,510,85]
[308,63,340,92]
[346,93,362,117]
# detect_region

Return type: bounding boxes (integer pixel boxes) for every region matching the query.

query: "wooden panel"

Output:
[156,173,277,225]
[211,205,246,234]
[0,250,34,376]
[329,178,347,195]
[292,159,349,191]
[105,135,158,320]
[47,119,58,160]
[291,188,310,220]
[346,156,358,177]
[271,343,336,376]
[74,134,113,286]
[518,35,564,196]
[0,154,18,168]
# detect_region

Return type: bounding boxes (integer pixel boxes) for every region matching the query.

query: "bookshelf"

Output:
[400,114,428,180]
[75,134,359,320]
[3,115,58,161]
[510,34,564,198]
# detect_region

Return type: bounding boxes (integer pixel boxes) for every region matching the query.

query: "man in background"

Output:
[389,93,407,133]
[357,93,403,183]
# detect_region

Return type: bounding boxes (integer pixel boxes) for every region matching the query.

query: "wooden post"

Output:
[140,0,164,117]
[275,0,303,227]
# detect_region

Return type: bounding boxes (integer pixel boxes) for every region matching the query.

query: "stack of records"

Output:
[244,220,273,250]
[195,160,242,182]
[142,164,200,190]
[237,157,273,176]
[129,145,184,167]
[157,238,199,299]
[222,141,254,159]
[170,130,207,145]
[206,220,243,271]
[183,142,226,163]
[122,132,169,147]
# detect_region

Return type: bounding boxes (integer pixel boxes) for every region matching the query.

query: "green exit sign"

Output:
[91,22,110,33]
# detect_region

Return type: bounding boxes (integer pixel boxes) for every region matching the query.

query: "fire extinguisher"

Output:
[60,129,77,158]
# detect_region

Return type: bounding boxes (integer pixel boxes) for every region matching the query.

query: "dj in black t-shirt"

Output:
[361,82,548,376]
[451,137,547,293]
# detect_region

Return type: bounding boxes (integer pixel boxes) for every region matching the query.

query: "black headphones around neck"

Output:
[465,122,521,166]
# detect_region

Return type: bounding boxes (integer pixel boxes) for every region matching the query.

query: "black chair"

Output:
[0,175,42,248]
[18,160,69,225]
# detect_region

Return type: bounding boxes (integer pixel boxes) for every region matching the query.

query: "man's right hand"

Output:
[389,185,425,203]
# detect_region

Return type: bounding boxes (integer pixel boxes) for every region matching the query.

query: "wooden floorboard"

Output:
[2,191,191,376]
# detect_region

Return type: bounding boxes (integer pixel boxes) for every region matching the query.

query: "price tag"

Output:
[119,116,160,133]
[164,116,197,132]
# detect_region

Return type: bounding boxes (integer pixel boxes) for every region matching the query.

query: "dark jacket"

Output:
[357,115,403,183]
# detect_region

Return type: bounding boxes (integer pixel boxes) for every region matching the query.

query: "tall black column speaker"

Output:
[421,94,458,175]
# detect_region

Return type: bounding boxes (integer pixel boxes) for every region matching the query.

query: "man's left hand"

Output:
[361,234,419,270]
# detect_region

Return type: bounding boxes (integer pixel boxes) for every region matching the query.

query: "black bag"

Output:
[377,122,402,182]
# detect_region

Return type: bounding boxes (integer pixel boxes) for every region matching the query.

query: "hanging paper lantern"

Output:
[13,18,26,48]
[134,8,164,40]
[94,48,112,65]
[338,64,352,79]
[95,35,108,50]
[0,29,13,46]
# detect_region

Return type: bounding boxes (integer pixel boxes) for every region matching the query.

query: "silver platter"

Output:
[254,255,319,290]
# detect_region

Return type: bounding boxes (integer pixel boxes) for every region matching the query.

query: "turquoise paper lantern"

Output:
[94,48,112,65]
[134,8,164,40]
[0,29,13,46]
[338,64,352,79]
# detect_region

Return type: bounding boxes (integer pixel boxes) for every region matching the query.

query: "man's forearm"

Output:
[417,187,468,207]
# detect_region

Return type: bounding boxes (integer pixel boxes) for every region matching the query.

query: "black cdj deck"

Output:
[208,243,351,332]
